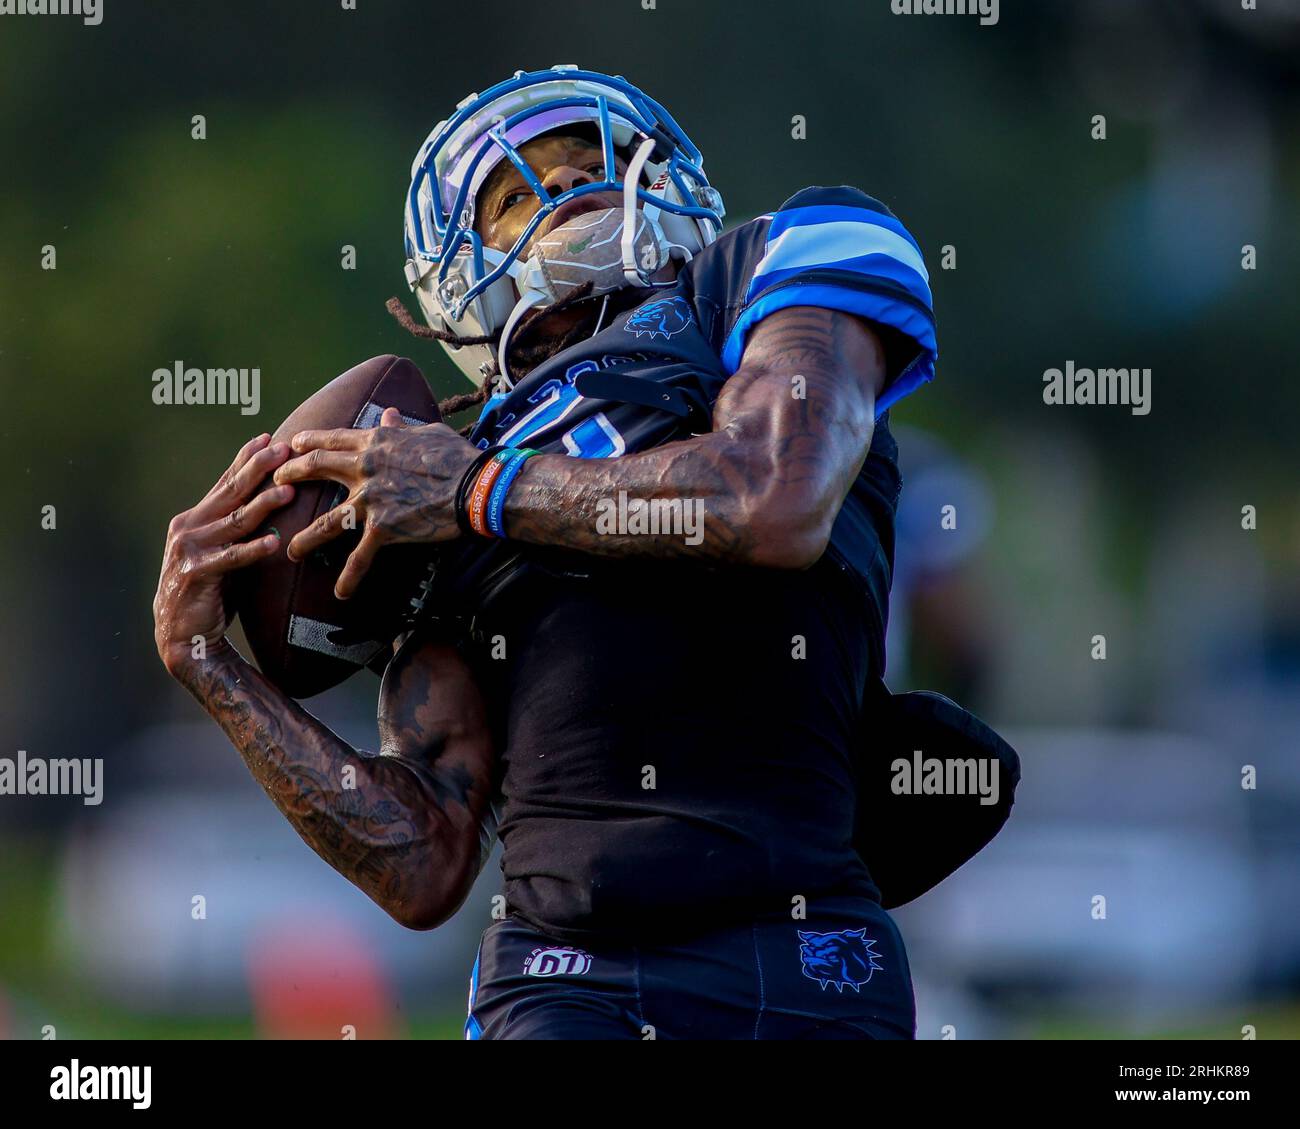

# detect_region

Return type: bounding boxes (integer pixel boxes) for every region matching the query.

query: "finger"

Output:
[334,531,384,600]
[191,433,269,512]
[207,432,271,492]
[193,483,295,548]
[273,448,358,488]
[379,407,406,429]
[225,433,272,479]
[192,440,293,524]
[289,428,368,454]
[286,496,360,561]
[192,533,282,576]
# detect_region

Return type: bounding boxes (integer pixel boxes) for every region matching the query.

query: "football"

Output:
[231,354,442,699]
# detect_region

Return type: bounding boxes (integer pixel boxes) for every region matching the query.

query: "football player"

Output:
[154,65,939,1039]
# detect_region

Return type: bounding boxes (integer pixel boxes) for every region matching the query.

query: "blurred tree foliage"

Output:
[2,0,1297,780]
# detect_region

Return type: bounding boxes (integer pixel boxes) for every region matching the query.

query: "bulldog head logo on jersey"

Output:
[797,928,883,992]
[626,295,694,341]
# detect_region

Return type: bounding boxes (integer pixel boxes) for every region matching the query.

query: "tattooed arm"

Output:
[154,435,494,930]
[501,306,888,567]
[170,638,493,930]
[274,306,889,590]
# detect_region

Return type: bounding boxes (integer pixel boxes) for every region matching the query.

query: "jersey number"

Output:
[500,371,626,459]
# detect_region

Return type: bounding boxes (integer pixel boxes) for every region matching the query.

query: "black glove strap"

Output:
[573,369,712,433]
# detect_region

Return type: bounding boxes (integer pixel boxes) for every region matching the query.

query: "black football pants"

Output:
[465,895,915,1040]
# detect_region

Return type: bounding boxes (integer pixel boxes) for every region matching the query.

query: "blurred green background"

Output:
[2,0,1299,1039]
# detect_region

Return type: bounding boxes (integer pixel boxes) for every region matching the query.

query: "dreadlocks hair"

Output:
[386,281,602,434]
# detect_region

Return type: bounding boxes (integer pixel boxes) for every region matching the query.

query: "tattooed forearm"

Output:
[174,638,494,929]
[502,306,887,568]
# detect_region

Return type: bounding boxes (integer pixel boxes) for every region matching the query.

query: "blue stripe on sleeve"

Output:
[748,213,930,304]
[464,946,483,1041]
[721,281,937,417]
[767,203,924,258]
[721,193,937,414]
[750,252,933,310]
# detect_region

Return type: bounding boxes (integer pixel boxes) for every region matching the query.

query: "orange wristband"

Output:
[466,451,511,537]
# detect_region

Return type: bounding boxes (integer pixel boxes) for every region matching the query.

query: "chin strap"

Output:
[622,136,691,287]
[495,284,550,392]
[494,135,697,388]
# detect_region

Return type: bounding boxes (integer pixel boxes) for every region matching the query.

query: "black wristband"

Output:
[455,445,508,537]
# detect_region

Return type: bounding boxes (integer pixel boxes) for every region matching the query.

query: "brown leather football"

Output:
[231,355,442,698]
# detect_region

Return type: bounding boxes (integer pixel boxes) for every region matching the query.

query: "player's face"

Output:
[475,133,629,256]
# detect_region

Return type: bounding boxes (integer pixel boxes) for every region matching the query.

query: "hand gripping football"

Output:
[231,355,441,698]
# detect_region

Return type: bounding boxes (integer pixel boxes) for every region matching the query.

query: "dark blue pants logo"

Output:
[798,928,883,992]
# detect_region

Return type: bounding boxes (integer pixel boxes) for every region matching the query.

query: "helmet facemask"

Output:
[403,65,726,391]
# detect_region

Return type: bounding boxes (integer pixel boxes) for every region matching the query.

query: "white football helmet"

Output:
[403,64,726,390]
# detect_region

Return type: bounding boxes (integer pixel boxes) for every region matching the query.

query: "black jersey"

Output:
[445,185,937,942]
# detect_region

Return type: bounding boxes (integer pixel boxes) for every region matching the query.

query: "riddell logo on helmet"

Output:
[649,170,670,192]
